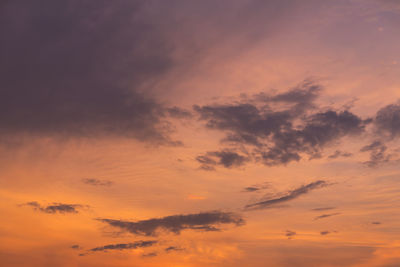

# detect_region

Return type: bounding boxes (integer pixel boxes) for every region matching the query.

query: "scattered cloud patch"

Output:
[194,81,369,169]
[22,201,85,214]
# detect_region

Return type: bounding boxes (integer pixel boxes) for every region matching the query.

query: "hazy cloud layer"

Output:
[98,211,244,236]
[0,1,186,145]
[244,180,328,210]
[23,202,85,214]
[195,81,369,169]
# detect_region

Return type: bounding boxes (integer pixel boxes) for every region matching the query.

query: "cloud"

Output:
[320,231,330,235]
[194,81,368,169]
[311,207,336,211]
[196,150,249,170]
[313,213,341,220]
[98,211,244,236]
[374,103,400,139]
[244,180,328,210]
[0,1,188,145]
[165,246,184,253]
[142,252,158,257]
[89,240,157,252]
[286,230,296,239]
[360,141,391,167]
[82,178,113,187]
[328,150,353,159]
[372,221,382,225]
[22,201,85,214]
[71,245,81,250]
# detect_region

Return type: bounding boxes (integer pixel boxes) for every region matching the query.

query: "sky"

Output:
[1,1,400,266]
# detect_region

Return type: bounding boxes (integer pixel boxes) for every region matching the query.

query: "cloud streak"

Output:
[244,180,328,210]
[98,211,244,236]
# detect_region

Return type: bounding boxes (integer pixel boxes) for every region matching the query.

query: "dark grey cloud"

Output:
[22,201,85,214]
[196,150,249,170]
[375,104,400,138]
[372,221,382,225]
[90,240,157,252]
[0,1,186,145]
[360,141,391,167]
[82,178,113,187]
[194,81,369,169]
[71,245,81,250]
[244,180,328,210]
[328,150,353,159]
[285,230,296,239]
[313,212,341,220]
[98,211,244,236]
[320,231,330,235]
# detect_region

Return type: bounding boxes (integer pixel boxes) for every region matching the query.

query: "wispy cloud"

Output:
[244,180,328,210]
[89,240,157,252]
[314,213,341,220]
[82,178,113,187]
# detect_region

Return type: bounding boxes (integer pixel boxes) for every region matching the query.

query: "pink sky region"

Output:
[1,1,400,266]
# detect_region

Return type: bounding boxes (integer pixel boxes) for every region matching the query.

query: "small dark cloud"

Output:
[142,252,158,257]
[320,231,330,235]
[71,245,81,250]
[165,246,184,253]
[374,103,400,138]
[242,182,270,192]
[286,230,296,239]
[360,141,391,167]
[372,221,382,225]
[244,186,261,192]
[311,207,336,211]
[328,150,353,159]
[244,180,328,210]
[82,178,113,187]
[98,211,244,236]
[196,150,249,170]
[314,213,341,220]
[90,240,157,253]
[22,201,85,214]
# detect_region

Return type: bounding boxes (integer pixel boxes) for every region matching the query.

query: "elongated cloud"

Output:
[314,213,341,220]
[98,211,244,236]
[82,178,113,187]
[244,180,328,210]
[90,240,157,252]
[22,202,85,214]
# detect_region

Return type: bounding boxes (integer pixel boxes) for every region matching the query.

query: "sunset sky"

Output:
[1,1,400,266]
